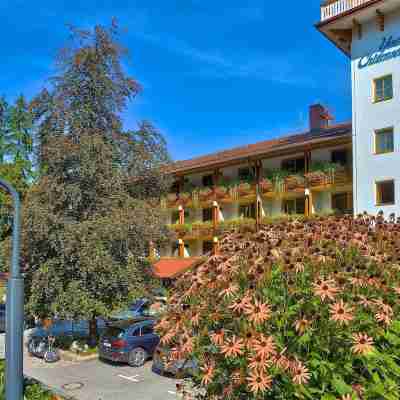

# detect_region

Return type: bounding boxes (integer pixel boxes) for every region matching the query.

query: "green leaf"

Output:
[321,395,337,400]
[331,375,352,396]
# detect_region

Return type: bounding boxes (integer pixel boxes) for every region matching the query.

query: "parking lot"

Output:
[1,333,185,400]
[25,355,182,400]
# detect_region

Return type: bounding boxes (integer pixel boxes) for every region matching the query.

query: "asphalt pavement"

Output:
[0,333,184,400]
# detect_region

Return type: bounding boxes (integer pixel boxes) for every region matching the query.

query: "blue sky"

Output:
[0,0,352,161]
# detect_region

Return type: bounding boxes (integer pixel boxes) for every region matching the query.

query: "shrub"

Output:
[0,361,54,399]
[54,335,74,350]
[157,214,400,399]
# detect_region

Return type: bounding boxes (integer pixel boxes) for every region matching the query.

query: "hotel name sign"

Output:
[359,36,400,69]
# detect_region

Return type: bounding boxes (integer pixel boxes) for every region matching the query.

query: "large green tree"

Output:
[3,21,171,341]
[0,95,34,241]
[0,97,12,164]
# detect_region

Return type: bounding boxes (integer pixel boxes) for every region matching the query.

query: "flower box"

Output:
[285,175,306,191]
[179,192,191,203]
[199,187,213,201]
[259,178,273,193]
[305,171,327,187]
[237,182,253,196]
[306,167,348,187]
[169,223,192,239]
[215,186,228,199]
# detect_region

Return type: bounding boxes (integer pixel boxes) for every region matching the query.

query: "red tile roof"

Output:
[165,123,352,175]
[153,258,201,279]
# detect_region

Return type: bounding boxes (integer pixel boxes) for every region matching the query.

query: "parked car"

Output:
[98,317,159,367]
[152,345,198,378]
[108,297,167,322]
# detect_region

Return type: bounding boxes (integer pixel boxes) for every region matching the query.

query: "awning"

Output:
[152,258,200,279]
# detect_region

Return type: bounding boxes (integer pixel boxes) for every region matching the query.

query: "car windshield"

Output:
[104,327,124,339]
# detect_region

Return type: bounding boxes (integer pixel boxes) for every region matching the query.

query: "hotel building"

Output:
[318,0,400,217]
[153,0,400,278]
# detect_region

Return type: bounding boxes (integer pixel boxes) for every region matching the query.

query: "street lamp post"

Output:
[0,178,24,400]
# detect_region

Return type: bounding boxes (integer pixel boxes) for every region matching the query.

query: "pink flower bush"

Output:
[157,214,400,399]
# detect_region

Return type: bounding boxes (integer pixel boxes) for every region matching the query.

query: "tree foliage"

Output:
[2,21,171,323]
[0,95,34,241]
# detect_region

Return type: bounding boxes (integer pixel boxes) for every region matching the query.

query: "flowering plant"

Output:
[156,214,400,399]
[199,187,213,200]
[179,192,192,204]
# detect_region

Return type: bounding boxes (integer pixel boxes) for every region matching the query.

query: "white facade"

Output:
[351,7,400,216]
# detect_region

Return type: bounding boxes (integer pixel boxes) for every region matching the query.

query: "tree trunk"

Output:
[88,317,98,347]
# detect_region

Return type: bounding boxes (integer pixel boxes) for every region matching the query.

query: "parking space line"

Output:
[118,374,141,383]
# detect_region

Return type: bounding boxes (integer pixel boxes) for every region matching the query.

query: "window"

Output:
[376,180,395,205]
[141,325,154,335]
[203,208,213,222]
[170,181,180,194]
[283,198,306,215]
[239,203,256,219]
[331,149,348,166]
[202,174,214,187]
[282,158,305,174]
[375,128,394,154]
[373,75,393,103]
[332,193,349,213]
[104,327,124,338]
[202,241,213,254]
[238,167,255,182]
[131,328,140,337]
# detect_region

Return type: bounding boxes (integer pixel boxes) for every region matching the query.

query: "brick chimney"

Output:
[309,104,333,132]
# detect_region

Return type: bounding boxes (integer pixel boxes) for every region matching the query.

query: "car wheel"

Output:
[128,347,147,367]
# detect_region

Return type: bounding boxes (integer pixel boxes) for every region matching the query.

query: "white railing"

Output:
[321,0,373,21]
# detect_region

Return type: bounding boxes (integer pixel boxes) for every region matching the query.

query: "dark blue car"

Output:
[98,317,159,367]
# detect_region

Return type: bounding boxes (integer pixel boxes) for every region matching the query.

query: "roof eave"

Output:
[167,130,352,176]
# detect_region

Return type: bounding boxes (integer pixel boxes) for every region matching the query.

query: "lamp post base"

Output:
[6,277,24,400]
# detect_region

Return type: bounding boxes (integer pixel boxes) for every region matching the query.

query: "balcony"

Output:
[168,221,214,240]
[321,0,373,22]
[304,164,352,191]
[318,0,392,56]
[261,172,306,199]
[162,177,257,209]
[162,163,353,210]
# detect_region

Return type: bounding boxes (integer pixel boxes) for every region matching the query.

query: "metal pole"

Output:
[0,178,24,400]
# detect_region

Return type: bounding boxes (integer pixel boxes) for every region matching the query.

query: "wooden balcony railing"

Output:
[305,168,351,188]
[321,0,372,21]
[169,219,257,239]
[162,167,352,209]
